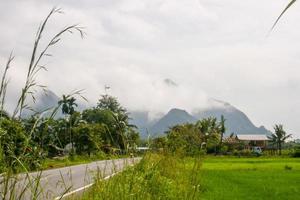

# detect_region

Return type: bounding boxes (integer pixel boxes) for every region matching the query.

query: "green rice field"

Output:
[82,155,300,200]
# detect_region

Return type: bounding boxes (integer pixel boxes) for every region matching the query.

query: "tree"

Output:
[196,117,220,153]
[0,119,27,170]
[58,95,78,153]
[73,123,104,156]
[111,112,136,151]
[268,124,292,155]
[166,123,202,156]
[96,95,136,152]
[97,95,126,115]
[219,115,226,147]
[59,95,78,116]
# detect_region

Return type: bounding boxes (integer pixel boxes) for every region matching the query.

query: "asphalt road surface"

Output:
[1,157,141,200]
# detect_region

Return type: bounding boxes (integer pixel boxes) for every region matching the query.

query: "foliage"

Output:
[196,117,220,153]
[268,124,292,155]
[82,153,202,200]
[97,95,126,115]
[0,119,27,169]
[12,7,84,119]
[0,118,44,171]
[73,123,104,155]
[292,146,300,158]
[156,117,226,156]
[166,124,202,156]
[151,137,168,150]
[59,95,78,116]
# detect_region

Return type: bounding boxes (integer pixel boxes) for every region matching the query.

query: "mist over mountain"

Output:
[130,99,271,138]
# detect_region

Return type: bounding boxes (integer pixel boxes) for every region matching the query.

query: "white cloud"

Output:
[1,0,300,137]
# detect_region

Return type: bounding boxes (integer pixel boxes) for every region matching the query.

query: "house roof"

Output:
[236,134,269,141]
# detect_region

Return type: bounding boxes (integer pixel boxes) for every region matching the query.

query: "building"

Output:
[236,134,269,149]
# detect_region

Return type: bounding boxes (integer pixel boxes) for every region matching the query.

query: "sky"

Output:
[0,0,300,138]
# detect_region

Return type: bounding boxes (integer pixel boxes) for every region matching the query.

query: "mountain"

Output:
[21,90,62,118]
[130,99,271,138]
[130,109,197,138]
[22,90,86,118]
[149,108,197,137]
[129,111,155,137]
[192,99,271,136]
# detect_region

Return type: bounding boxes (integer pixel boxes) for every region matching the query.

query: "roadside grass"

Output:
[201,156,300,200]
[80,153,203,200]
[81,155,300,200]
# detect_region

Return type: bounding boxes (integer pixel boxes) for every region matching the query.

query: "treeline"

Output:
[0,8,141,172]
[151,117,227,156]
[0,94,139,172]
[151,118,299,157]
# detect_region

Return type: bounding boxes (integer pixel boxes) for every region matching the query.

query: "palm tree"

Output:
[58,95,78,153]
[59,95,78,116]
[268,124,292,155]
[219,115,226,146]
[110,112,136,152]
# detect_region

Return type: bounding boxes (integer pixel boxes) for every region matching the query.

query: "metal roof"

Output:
[236,134,269,141]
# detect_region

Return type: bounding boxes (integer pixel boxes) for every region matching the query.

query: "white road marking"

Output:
[54,172,119,200]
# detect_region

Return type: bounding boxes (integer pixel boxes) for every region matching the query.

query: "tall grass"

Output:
[12,7,84,119]
[0,7,84,199]
[81,153,203,200]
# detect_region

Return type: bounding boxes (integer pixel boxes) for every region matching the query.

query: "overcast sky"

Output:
[0,0,300,138]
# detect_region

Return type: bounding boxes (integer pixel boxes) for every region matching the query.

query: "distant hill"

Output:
[149,108,197,137]
[22,90,86,118]
[21,90,62,118]
[130,99,271,138]
[192,99,271,136]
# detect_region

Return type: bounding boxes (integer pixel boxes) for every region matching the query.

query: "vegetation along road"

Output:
[2,157,140,200]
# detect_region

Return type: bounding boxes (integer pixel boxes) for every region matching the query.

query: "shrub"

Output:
[220,145,229,154]
[292,146,300,158]
[73,123,104,156]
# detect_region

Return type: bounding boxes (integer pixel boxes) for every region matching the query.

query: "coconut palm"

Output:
[268,124,292,155]
[110,112,136,152]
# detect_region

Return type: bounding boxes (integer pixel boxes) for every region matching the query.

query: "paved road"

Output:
[1,157,141,200]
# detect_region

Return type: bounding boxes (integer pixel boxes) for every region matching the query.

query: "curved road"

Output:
[2,157,141,200]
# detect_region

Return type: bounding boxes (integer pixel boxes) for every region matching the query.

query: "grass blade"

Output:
[270,0,297,32]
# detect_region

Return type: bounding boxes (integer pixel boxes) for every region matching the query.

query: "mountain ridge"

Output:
[130,99,272,138]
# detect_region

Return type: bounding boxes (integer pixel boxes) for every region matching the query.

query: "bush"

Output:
[73,123,104,155]
[220,145,229,154]
[292,146,300,158]
[166,124,203,156]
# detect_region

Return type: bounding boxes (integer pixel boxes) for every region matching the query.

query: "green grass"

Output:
[201,157,300,200]
[81,154,202,200]
[81,155,300,200]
